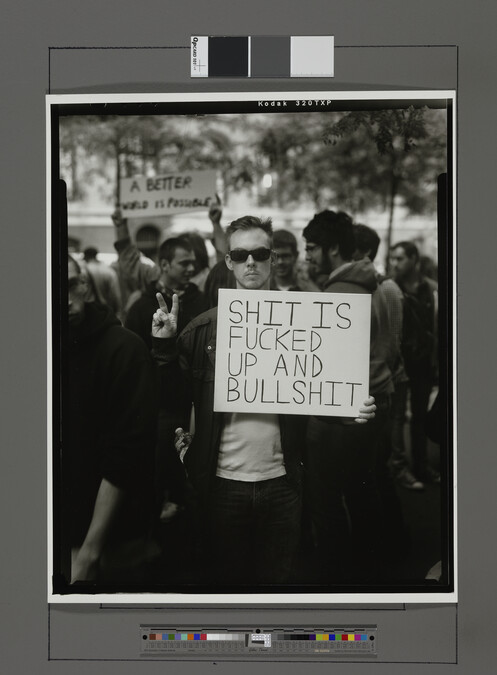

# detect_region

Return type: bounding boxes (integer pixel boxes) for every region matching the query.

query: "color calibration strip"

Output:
[278,633,371,641]
[147,633,245,641]
[146,632,370,642]
[141,628,377,657]
[191,36,334,78]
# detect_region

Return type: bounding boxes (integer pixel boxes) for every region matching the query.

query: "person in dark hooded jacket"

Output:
[61,256,158,586]
[302,210,397,582]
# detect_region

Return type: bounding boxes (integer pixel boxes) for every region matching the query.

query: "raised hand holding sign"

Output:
[111,207,124,227]
[208,193,222,224]
[152,293,179,338]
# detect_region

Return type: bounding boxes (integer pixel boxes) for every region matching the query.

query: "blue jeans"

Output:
[203,475,302,585]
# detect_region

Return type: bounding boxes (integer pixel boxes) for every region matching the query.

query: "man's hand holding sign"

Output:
[152,286,375,454]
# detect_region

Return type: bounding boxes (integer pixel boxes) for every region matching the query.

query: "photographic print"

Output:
[47,91,456,603]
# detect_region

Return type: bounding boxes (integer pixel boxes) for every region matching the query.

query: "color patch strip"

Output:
[147,632,370,642]
[191,36,334,78]
[148,632,245,641]
[273,633,369,641]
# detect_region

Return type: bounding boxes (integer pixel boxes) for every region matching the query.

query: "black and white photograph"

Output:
[47,90,456,602]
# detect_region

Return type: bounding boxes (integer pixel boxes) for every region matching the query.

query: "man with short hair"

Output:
[389,241,439,484]
[271,229,301,291]
[62,256,158,585]
[352,225,423,491]
[302,210,396,581]
[125,237,208,523]
[112,202,227,320]
[152,214,377,585]
[125,237,207,347]
[351,223,412,563]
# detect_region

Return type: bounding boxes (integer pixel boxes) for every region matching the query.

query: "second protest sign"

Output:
[119,170,216,217]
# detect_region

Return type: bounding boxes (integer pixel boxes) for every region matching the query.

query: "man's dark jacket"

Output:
[152,307,305,499]
[64,302,158,547]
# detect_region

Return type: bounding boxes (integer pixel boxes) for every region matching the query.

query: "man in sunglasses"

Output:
[151,215,375,586]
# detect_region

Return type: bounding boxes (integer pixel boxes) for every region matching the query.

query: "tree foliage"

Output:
[59,114,235,204]
[321,106,447,264]
[60,107,447,244]
[323,108,447,204]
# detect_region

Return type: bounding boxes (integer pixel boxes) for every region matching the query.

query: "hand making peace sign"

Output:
[152,292,180,338]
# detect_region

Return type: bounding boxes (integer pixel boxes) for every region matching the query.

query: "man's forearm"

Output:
[71,478,125,581]
[81,478,124,552]
[211,218,228,260]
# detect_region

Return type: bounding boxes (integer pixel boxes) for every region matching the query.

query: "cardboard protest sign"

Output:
[119,170,216,217]
[214,289,371,417]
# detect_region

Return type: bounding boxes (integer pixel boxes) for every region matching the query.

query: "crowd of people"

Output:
[61,203,441,590]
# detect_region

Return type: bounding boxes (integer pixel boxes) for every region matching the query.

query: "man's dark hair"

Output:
[225,215,273,244]
[204,260,236,308]
[83,246,99,262]
[273,229,298,256]
[303,210,355,261]
[158,237,193,263]
[184,232,209,272]
[391,240,420,262]
[353,224,381,262]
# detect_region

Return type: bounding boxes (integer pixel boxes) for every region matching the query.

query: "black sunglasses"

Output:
[229,247,272,263]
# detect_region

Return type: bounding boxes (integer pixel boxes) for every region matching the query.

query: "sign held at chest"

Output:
[214,289,371,417]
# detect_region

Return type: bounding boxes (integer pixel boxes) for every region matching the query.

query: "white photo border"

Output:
[47,90,457,604]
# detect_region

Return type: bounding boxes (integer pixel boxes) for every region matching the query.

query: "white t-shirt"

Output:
[216,413,286,482]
